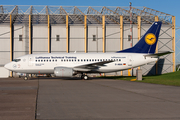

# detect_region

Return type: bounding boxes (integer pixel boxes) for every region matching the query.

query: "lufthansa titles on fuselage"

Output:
[35,56,77,59]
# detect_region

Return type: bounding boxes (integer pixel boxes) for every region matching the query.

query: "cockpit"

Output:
[13,59,21,62]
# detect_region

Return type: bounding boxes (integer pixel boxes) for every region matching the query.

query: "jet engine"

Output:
[54,67,75,77]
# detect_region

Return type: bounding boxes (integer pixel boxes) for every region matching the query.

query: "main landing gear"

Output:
[81,74,88,80]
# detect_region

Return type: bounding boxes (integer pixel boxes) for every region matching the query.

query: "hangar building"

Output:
[0,5,176,77]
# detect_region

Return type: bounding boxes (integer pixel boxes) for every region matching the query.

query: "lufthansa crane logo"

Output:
[145,33,156,45]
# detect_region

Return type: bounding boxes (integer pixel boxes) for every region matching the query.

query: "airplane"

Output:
[4,21,171,80]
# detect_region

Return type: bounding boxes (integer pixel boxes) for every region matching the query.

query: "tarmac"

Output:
[0,78,38,120]
[0,77,180,120]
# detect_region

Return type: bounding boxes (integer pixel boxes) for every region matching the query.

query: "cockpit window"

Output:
[13,59,21,62]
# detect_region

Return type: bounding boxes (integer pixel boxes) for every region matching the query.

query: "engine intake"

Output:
[54,67,74,77]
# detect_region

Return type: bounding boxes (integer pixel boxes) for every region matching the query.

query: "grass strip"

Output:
[102,71,180,86]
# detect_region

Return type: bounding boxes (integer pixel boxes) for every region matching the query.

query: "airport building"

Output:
[0,5,176,77]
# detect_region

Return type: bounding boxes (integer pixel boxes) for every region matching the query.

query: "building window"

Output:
[56,35,60,41]
[128,35,131,41]
[93,35,96,41]
[19,35,23,41]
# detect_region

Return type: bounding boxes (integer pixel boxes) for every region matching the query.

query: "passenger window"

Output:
[49,60,51,62]
[92,59,94,61]
[55,60,57,62]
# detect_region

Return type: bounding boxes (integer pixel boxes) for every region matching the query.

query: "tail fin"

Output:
[117,22,162,54]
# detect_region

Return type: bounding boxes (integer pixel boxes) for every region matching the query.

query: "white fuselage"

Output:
[4,53,157,74]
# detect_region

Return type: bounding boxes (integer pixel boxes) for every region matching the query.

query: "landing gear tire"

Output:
[24,76,28,80]
[84,75,88,80]
[81,75,88,80]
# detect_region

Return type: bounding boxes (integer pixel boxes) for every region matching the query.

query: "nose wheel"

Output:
[24,74,30,80]
[24,76,28,80]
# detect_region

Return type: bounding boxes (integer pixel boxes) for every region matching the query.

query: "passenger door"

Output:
[28,56,34,66]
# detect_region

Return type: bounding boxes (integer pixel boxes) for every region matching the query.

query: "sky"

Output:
[1,0,180,64]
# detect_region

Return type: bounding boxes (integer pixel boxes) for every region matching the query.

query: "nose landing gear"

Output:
[24,76,29,80]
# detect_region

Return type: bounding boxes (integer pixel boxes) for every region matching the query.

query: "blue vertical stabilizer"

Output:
[117,22,162,54]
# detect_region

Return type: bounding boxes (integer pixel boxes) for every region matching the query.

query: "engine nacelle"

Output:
[54,67,74,77]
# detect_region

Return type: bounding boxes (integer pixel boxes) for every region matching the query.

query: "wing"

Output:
[73,60,114,72]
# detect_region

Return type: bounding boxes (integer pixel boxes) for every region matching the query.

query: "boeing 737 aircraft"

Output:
[4,21,171,80]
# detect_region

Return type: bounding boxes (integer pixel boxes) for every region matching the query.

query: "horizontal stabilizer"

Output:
[144,51,173,58]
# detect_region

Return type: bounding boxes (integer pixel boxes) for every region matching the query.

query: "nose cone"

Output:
[4,63,13,70]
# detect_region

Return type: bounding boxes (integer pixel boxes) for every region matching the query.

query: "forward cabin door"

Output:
[28,56,34,66]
